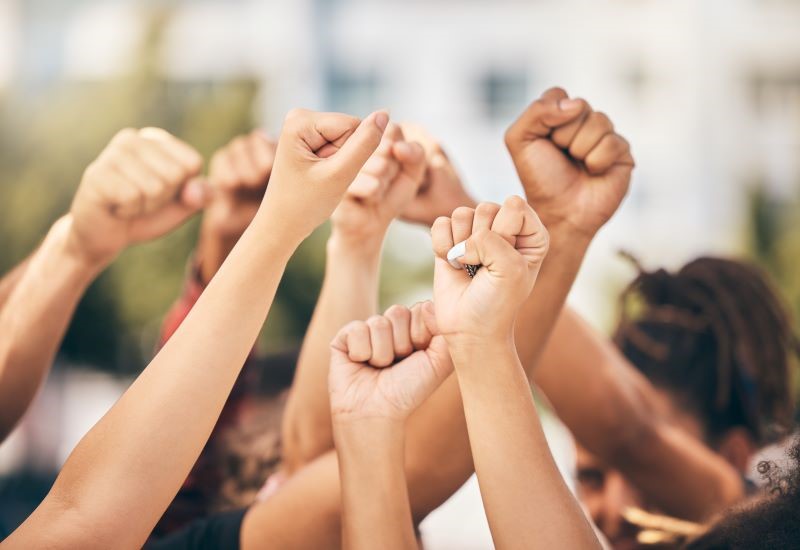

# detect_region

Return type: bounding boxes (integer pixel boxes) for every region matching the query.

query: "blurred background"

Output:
[1,0,799,538]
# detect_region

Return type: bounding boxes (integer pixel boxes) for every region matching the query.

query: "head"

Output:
[577,256,798,548]
[686,437,800,549]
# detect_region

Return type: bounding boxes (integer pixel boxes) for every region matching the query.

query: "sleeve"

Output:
[145,508,248,550]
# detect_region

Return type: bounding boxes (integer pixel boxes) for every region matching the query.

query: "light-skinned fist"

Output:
[258,109,389,245]
[331,123,426,248]
[431,197,549,343]
[398,123,477,227]
[68,127,205,266]
[505,87,634,238]
[204,130,276,239]
[329,301,453,422]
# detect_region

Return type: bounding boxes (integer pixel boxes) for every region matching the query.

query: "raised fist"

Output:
[398,123,476,227]
[331,123,426,247]
[505,88,634,237]
[329,302,453,422]
[68,127,205,265]
[204,130,276,239]
[431,197,549,341]
[260,109,388,244]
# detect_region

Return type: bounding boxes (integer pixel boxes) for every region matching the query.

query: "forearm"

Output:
[335,419,416,550]
[536,308,743,519]
[514,225,591,373]
[7,209,299,549]
[0,256,33,311]
[0,216,103,441]
[282,234,382,471]
[453,342,600,550]
[196,219,242,284]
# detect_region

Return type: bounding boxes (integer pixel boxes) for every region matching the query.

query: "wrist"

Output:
[328,226,386,256]
[58,215,115,276]
[446,333,517,370]
[333,416,405,461]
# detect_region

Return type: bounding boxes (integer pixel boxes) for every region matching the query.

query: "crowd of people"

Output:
[0,87,798,549]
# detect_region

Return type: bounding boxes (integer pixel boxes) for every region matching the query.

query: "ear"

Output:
[716,427,757,474]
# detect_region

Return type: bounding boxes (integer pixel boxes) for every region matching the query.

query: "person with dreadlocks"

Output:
[534,256,798,549]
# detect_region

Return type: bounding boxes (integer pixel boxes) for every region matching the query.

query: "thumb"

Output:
[326,110,389,184]
[180,177,209,210]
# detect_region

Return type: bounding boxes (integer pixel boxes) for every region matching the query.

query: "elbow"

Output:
[281,412,331,475]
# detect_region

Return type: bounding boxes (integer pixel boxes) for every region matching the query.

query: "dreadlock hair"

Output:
[614,255,798,447]
[684,436,800,549]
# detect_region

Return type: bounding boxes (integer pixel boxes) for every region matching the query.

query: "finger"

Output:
[128,200,201,239]
[349,153,399,200]
[584,134,633,176]
[460,229,524,273]
[384,305,414,358]
[490,196,535,244]
[132,138,186,189]
[249,130,276,179]
[342,321,372,363]
[230,136,263,187]
[366,315,395,368]
[569,111,615,161]
[409,302,434,350]
[139,127,203,176]
[94,167,143,219]
[383,141,425,209]
[113,151,169,214]
[419,300,440,338]
[450,206,476,244]
[550,98,592,149]
[325,110,390,184]
[505,89,585,154]
[180,177,209,210]
[472,202,501,236]
[431,216,455,259]
[209,148,239,191]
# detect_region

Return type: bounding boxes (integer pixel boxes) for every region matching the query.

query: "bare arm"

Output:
[282,125,426,471]
[0,219,101,441]
[4,110,388,549]
[535,307,744,519]
[0,255,32,311]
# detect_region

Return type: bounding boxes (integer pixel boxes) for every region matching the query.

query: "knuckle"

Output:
[284,108,307,124]
[112,127,138,144]
[503,195,527,212]
[591,111,613,129]
[452,206,475,219]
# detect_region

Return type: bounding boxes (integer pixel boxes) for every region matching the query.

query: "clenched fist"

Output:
[398,123,476,227]
[431,197,549,341]
[259,109,389,244]
[204,130,276,239]
[329,302,453,422]
[331,123,426,247]
[505,88,634,237]
[68,127,205,265]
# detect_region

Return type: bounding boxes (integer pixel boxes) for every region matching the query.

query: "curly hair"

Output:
[685,437,800,549]
[614,255,798,446]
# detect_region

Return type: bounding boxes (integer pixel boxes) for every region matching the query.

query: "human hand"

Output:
[398,123,476,227]
[257,109,389,245]
[68,127,205,266]
[204,130,276,240]
[331,123,425,249]
[505,87,634,238]
[329,302,453,422]
[431,197,549,342]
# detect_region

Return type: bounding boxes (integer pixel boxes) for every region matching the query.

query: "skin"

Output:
[282,123,427,472]
[430,199,600,549]
[0,128,207,443]
[329,302,452,550]
[2,109,389,549]
[197,130,277,284]
[240,90,634,549]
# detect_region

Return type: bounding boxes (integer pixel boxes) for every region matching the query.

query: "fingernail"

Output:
[559,98,582,111]
[446,240,466,270]
[374,111,390,132]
